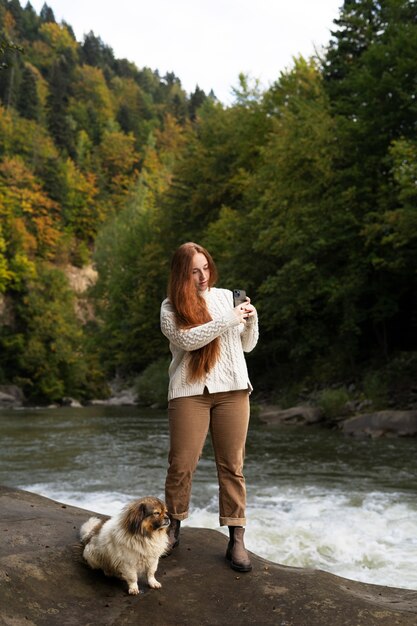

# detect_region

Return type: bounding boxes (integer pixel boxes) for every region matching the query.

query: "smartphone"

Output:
[233,289,247,307]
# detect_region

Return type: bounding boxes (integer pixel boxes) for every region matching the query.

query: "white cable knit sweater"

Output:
[160,287,259,401]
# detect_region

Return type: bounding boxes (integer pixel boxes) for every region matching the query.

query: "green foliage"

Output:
[0,221,12,290]
[317,387,350,419]
[0,263,99,402]
[69,65,114,144]
[362,371,388,408]
[320,0,417,363]
[0,36,23,70]
[16,62,40,119]
[135,357,170,408]
[91,185,163,374]
[362,139,417,273]
[0,1,196,400]
[271,382,306,410]
[61,157,100,240]
[246,58,363,375]
[1,0,417,405]
[362,352,417,409]
[91,119,184,375]
[159,78,270,255]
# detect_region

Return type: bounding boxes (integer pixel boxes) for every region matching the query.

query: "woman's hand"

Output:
[242,297,256,319]
[234,297,256,323]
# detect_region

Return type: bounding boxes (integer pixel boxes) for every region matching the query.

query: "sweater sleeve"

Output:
[241,311,259,353]
[160,299,240,351]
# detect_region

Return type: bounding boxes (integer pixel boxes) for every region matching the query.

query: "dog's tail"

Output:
[79,516,104,545]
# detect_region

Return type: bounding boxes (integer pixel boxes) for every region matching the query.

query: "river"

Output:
[1,404,416,590]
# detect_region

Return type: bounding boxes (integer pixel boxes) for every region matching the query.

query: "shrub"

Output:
[362,371,387,408]
[317,387,350,419]
[135,357,169,408]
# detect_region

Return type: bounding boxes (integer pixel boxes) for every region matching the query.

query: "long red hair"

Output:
[168,242,220,381]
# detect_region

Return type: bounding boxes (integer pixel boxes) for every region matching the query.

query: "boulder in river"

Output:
[342,410,417,437]
[258,404,323,426]
[0,385,25,408]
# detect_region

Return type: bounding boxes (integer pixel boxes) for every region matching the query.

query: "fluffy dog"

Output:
[80,496,170,595]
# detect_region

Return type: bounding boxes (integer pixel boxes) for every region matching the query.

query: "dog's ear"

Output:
[124,502,147,535]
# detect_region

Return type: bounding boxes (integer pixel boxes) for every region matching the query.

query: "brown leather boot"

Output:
[162,518,181,557]
[225,526,252,572]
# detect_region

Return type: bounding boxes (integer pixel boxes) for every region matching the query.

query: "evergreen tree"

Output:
[160,78,268,250]
[323,0,417,205]
[0,54,22,109]
[16,62,40,120]
[39,2,55,24]
[81,31,114,71]
[4,0,23,34]
[21,2,40,41]
[322,0,417,359]
[46,51,76,155]
[61,20,75,40]
[188,85,207,120]
[323,0,381,90]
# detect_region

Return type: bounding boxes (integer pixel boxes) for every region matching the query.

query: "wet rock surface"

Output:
[0,385,25,408]
[342,410,417,437]
[258,405,323,426]
[1,486,416,625]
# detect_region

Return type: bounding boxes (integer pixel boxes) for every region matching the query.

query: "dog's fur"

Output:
[80,496,170,595]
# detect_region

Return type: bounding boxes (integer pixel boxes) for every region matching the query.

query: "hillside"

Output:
[1,0,417,406]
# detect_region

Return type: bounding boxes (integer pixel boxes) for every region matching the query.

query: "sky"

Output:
[27,0,343,104]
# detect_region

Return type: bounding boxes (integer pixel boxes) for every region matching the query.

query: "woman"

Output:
[160,242,259,572]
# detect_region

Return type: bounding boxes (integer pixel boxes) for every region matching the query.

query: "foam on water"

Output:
[22,480,417,591]
[245,486,417,590]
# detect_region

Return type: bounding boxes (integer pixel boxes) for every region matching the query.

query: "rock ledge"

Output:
[1,486,416,625]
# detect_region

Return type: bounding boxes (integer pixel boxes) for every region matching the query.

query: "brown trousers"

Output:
[165,389,250,526]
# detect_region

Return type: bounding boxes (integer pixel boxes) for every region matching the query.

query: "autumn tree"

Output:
[0,155,61,270]
[92,116,186,374]
[69,64,114,144]
[61,157,100,241]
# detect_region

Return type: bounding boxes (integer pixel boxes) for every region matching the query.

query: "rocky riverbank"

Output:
[3,380,417,438]
[1,486,417,625]
[0,380,138,410]
[257,405,417,437]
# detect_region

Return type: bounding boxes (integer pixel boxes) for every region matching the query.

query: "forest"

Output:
[0,0,417,407]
